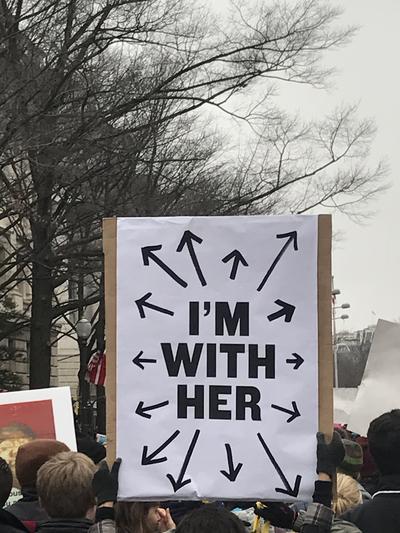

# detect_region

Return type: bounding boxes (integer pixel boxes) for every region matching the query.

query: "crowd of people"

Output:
[1,409,400,533]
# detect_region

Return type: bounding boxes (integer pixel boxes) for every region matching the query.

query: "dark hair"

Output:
[0,457,12,507]
[176,505,246,533]
[115,501,159,533]
[367,409,400,475]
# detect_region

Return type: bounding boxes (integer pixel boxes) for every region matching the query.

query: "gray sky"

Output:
[267,0,400,331]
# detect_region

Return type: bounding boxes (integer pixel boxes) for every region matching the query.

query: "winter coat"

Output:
[36,518,93,533]
[341,473,400,533]
[7,488,49,523]
[0,508,29,533]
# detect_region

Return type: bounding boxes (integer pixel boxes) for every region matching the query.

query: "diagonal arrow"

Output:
[142,245,187,288]
[166,429,200,492]
[176,231,206,286]
[222,250,248,280]
[286,353,304,370]
[135,400,169,419]
[220,443,243,482]
[271,401,301,423]
[135,292,174,318]
[141,430,180,465]
[257,433,302,497]
[267,299,295,323]
[257,231,298,292]
[132,351,157,370]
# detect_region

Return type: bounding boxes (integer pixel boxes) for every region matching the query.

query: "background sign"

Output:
[105,215,332,501]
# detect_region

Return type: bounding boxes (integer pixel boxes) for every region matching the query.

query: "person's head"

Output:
[367,409,400,475]
[37,451,96,520]
[16,439,70,489]
[0,423,36,474]
[115,502,164,533]
[0,457,13,506]
[175,505,246,533]
[338,439,363,479]
[333,473,362,515]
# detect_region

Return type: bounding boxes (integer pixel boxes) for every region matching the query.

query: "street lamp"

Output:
[76,318,91,434]
[334,303,350,310]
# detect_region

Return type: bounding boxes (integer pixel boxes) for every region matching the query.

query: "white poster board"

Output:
[0,387,76,480]
[334,388,358,425]
[113,215,323,501]
[348,320,400,436]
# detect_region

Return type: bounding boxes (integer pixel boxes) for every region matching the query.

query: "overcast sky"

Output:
[263,0,400,331]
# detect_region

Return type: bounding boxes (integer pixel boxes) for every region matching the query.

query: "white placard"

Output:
[0,386,77,451]
[116,216,319,501]
[348,320,400,436]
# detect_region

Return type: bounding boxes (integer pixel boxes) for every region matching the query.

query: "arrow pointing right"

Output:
[257,432,302,498]
[257,231,298,292]
[220,443,243,482]
[286,353,304,370]
[141,430,180,465]
[267,299,296,323]
[271,401,301,423]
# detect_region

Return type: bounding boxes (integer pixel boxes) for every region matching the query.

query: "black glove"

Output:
[254,502,297,529]
[316,432,345,475]
[92,458,121,505]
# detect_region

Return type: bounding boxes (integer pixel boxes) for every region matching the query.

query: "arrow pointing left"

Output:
[132,351,157,370]
[142,245,188,288]
[135,400,169,419]
[141,430,180,465]
[257,432,302,498]
[135,292,174,318]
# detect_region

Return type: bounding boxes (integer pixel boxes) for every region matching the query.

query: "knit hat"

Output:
[339,439,363,475]
[15,439,70,488]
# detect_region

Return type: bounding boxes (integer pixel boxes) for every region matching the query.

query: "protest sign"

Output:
[348,319,400,436]
[0,387,76,476]
[104,215,332,501]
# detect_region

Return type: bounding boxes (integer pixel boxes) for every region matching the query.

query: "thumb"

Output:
[316,432,326,445]
[111,458,122,478]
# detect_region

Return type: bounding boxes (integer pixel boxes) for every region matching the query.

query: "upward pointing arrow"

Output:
[142,245,187,288]
[222,250,248,280]
[257,232,298,292]
[177,231,206,287]
[257,432,302,498]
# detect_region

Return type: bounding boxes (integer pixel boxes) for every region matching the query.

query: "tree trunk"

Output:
[29,158,54,389]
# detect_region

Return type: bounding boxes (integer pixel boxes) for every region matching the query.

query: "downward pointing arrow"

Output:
[271,401,301,423]
[257,433,302,498]
[142,245,187,288]
[166,430,200,492]
[267,299,296,323]
[220,443,243,482]
[141,430,180,465]
[222,250,248,280]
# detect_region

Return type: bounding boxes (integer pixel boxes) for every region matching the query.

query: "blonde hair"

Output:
[37,451,96,518]
[333,473,362,515]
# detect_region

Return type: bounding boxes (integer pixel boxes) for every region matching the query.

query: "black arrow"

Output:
[267,299,295,323]
[135,400,169,419]
[286,353,304,370]
[222,250,248,280]
[135,292,174,318]
[141,430,180,465]
[257,433,302,497]
[176,231,206,287]
[166,429,200,492]
[132,351,157,370]
[257,231,298,292]
[142,245,188,288]
[220,443,243,482]
[271,401,301,423]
